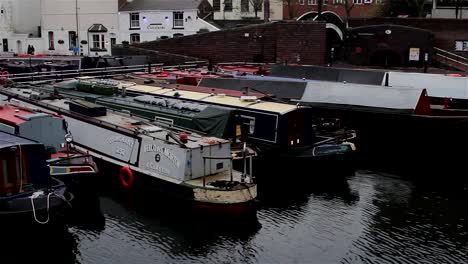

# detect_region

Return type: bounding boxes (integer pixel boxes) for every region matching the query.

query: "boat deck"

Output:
[185,169,249,189]
[33,96,229,148]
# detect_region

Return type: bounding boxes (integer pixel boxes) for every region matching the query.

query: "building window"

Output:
[48,31,54,50]
[334,0,344,3]
[68,31,77,50]
[213,0,221,11]
[1,9,4,14]
[308,0,318,4]
[92,34,105,50]
[241,0,249,12]
[455,41,468,51]
[299,0,305,5]
[224,0,233,11]
[130,33,140,44]
[130,13,140,29]
[375,0,384,4]
[353,0,363,4]
[173,33,184,38]
[173,12,184,28]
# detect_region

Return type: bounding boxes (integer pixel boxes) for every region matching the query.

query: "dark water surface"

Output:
[4,171,468,264]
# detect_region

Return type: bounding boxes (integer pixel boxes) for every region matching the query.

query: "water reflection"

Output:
[67,193,106,231]
[342,172,468,264]
[24,170,468,264]
[74,196,261,264]
[1,222,78,264]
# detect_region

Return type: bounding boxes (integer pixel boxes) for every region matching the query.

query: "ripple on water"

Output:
[68,171,468,264]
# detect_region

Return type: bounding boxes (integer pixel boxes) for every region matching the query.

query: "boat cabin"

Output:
[117,81,315,149]
[0,103,67,152]
[0,132,49,196]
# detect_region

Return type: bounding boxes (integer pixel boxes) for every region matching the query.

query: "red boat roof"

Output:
[0,104,60,125]
[0,104,35,125]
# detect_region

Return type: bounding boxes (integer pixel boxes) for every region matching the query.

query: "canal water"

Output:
[3,171,468,264]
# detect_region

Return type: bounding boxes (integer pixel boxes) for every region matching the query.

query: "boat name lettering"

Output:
[106,136,134,147]
[145,162,170,176]
[116,147,126,156]
[144,145,180,168]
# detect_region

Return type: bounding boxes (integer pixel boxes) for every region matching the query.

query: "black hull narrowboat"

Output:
[297,85,468,180]
[0,132,73,224]
[84,77,357,178]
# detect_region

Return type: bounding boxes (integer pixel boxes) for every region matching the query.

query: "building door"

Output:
[16,40,22,54]
[2,39,8,52]
[110,38,116,46]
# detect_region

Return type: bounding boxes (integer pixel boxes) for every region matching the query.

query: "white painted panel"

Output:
[64,115,140,165]
[138,137,189,181]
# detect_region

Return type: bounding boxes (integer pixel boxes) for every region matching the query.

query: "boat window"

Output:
[287,111,305,147]
[154,116,174,126]
[241,115,255,135]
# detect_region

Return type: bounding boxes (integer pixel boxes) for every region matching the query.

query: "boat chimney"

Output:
[122,86,127,98]
[179,132,188,143]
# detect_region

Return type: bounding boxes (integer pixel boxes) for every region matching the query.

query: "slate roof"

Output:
[119,0,202,11]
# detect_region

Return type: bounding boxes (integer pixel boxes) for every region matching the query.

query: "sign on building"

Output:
[409,48,420,61]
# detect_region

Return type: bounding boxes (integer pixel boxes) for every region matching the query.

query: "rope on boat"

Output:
[30,190,73,224]
[30,191,52,225]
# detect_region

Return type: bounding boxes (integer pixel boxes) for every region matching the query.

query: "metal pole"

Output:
[75,0,79,42]
[230,160,233,182]
[203,157,206,187]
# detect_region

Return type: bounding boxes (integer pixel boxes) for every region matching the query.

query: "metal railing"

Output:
[3,61,209,84]
[434,47,468,70]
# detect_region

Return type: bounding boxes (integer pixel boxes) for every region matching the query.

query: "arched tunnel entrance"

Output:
[297,11,345,63]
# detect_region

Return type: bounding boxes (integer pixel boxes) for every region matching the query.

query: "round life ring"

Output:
[119,166,134,189]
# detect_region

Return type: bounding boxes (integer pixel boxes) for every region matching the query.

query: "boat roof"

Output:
[299,81,425,112]
[387,71,468,99]
[125,84,298,114]
[0,103,53,125]
[269,65,386,85]
[0,131,39,149]
[199,77,307,100]
[37,97,229,147]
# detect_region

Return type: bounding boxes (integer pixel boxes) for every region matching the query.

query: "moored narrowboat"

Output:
[43,77,357,177]
[0,87,258,216]
[0,132,72,224]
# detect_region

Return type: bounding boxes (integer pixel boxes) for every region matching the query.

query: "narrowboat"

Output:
[0,102,98,192]
[292,81,468,179]
[196,73,468,179]
[0,86,257,216]
[0,131,72,224]
[46,77,357,177]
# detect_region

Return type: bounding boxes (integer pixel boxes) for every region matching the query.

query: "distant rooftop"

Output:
[119,0,201,11]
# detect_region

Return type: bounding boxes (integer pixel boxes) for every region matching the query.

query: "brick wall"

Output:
[112,45,206,65]
[349,18,468,57]
[132,21,327,65]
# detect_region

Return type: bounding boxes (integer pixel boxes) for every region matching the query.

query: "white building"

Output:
[430,0,468,19]
[41,0,119,56]
[119,0,218,44]
[0,0,42,55]
[209,0,283,21]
